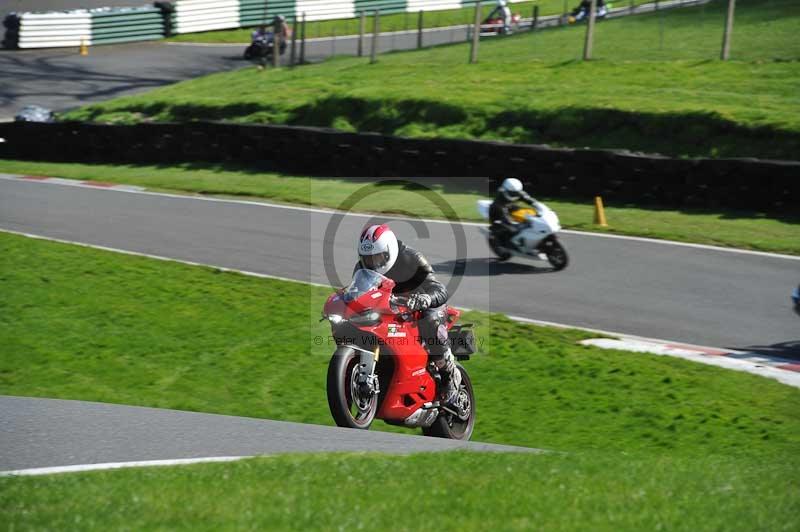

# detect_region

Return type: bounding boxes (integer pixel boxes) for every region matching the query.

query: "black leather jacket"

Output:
[354,240,448,308]
[489,190,535,225]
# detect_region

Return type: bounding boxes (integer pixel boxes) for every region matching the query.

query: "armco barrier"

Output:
[3,0,528,45]
[3,6,165,48]
[91,7,165,45]
[239,0,297,27]
[0,121,796,212]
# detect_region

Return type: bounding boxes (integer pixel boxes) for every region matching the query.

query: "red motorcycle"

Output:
[323,269,476,440]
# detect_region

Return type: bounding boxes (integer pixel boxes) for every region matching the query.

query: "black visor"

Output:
[361,252,390,271]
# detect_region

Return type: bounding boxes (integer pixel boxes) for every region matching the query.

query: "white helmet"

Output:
[497,0,508,6]
[358,224,399,275]
[499,177,523,201]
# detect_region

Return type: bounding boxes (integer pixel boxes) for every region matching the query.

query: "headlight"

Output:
[327,314,344,325]
[349,311,381,326]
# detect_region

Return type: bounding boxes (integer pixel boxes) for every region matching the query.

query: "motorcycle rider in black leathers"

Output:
[355,224,462,412]
[571,0,607,21]
[489,178,539,250]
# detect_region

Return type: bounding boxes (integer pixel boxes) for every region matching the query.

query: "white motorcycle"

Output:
[476,199,569,270]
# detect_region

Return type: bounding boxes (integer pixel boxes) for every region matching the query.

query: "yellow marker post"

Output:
[593,196,608,226]
[79,38,88,56]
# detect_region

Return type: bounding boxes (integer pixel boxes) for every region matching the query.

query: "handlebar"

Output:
[390,294,409,306]
[390,294,420,321]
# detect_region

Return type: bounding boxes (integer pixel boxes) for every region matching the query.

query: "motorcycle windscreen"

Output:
[342,269,386,302]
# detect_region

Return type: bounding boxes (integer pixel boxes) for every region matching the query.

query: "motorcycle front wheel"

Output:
[541,237,569,271]
[327,348,378,429]
[423,364,475,440]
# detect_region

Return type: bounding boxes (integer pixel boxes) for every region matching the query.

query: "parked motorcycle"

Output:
[324,269,476,440]
[477,199,569,270]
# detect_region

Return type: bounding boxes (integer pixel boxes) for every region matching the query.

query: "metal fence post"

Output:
[582,0,597,60]
[300,12,306,64]
[370,10,380,64]
[358,11,365,57]
[532,5,539,31]
[417,10,423,49]
[720,0,736,60]
[290,15,297,66]
[469,1,481,64]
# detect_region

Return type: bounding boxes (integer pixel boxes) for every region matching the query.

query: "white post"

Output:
[720,0,736,60]
[582,0,597,60]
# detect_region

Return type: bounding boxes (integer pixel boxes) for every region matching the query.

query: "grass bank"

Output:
[66,0,800,160]
[2,160,798,254]
[2,231,798,455]
[1,232,798,529]
[2,452,798,531]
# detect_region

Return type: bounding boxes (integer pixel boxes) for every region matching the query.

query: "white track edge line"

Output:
[2,173,797,260]
[0,228,331,289]
[0,456,251,477]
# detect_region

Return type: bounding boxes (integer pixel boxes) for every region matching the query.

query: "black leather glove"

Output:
[407,293,432,311]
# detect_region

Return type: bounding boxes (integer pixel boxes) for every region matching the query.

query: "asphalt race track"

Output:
[0,43,241,120]
[1,176,798,353]
[0,396,537,472]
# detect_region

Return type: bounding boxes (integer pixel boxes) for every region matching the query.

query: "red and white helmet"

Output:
[358,224,399,275]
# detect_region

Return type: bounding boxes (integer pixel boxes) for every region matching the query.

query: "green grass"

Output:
[2,159,799,254]
[66,0,800,160]
[2,232,798,529]
[2,232,798,456]
[2,452,798,531]
[167,1,650,43]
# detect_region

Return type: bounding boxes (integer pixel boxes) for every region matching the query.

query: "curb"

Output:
[580,338,800,388]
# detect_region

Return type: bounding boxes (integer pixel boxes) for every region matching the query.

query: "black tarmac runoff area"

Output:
[0,396,539,473]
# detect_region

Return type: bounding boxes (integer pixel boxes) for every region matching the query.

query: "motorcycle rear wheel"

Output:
[327,348,378,429]
[487,234,512,261]
[423,364,475,440]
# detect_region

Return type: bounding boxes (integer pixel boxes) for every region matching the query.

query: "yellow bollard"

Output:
[79,38,88,56]
[593,196,608,226]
